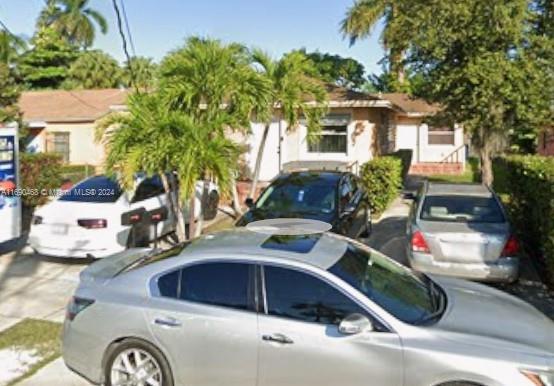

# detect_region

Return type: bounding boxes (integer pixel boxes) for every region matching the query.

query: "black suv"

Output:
[236,171,371,238]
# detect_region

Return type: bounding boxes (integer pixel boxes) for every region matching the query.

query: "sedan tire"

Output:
[104,338,174,386]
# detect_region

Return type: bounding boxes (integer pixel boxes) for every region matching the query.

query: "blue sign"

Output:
[0,135,16,209]
[0,135,16,181]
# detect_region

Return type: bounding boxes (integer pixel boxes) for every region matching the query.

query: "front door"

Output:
[258,265,403,386]
[145,262,259,386]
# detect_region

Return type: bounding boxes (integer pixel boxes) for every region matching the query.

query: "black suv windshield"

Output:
[256,182,336,214]
[329,242,445,325]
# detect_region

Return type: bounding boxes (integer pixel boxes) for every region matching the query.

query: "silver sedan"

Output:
[63,225,553,386]
[406,182,519,282]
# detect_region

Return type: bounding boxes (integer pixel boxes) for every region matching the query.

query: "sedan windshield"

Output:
[329,242,444,325]
[256,182,336,214]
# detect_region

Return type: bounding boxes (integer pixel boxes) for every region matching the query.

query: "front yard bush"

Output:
[20,153,63,208]
[360,156,402,215]
[389,149,413,182]
[493,155,554,286]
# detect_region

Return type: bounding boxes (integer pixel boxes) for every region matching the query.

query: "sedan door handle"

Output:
[262,333,294,345]
[154,317,182,328]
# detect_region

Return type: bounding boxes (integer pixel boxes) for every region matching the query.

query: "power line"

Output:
[119,0,136,57]
[0,18,15,37]
[111,0,139,93]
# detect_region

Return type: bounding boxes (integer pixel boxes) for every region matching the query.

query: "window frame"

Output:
[46,131,70,163]
[307,124,348,154]
[427,126,455,146]
[150,259,258,314]
[259,262,391,332]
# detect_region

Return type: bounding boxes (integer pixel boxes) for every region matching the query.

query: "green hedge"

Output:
[20,153,63,208]
[360,156,403,215]
[493,155,554,285]
[389,149,413,182]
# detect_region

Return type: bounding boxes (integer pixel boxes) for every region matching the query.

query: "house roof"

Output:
[326,85,379,102]
[17,87,435,124]
[19,88,128,124]
[379,92,439,116]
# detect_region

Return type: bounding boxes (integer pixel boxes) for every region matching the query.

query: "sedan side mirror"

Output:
[244,197,254,209]
[338,313,373,335]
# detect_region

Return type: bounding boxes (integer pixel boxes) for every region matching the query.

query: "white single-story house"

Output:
[19,89,128,167]
[18,87,466,180]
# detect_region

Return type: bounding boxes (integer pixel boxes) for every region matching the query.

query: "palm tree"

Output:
[0,31,27,66]
[248,50,327,198]
[38,0,108,48]
[340,0,406,85]
[65,50,122,89]
[123,56,158,91]
[96,92,241,241]
[159,37,272,225]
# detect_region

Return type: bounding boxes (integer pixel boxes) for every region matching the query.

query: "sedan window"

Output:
[420,195,505,223]
[179,262,255,312]
[263,266,368,325]
[329,244,442,325]
[132,175,166,202]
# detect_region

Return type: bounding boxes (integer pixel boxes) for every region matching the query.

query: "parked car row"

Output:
[29,169,551,386]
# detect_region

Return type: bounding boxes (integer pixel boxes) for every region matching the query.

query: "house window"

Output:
[308,125,348,153]
[47,132,70,163]
[428,127,455,145]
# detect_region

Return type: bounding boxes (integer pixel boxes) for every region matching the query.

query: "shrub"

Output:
[20,153,63,208]
[493,155,554,286]
[359,156,402,215]
[389,149,413,182]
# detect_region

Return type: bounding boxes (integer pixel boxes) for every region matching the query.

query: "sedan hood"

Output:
[433,276,554,356]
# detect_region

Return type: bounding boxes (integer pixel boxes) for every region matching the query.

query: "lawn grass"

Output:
[60,164,94,184]
[0,319,62,385]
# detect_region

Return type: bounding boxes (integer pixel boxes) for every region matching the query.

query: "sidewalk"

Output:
[18,359,88,386]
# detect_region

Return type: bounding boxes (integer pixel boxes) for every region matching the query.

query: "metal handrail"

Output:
[440,144,466,163]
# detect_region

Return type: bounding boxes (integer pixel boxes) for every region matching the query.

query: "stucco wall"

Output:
[394,116,465,164]
[245,107,375,181]
[38,122,105,166]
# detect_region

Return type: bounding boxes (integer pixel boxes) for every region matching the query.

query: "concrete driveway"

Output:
[0,238,89,330]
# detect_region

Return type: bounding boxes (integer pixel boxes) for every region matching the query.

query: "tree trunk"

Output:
[249,123,270,198]
[188,193,196,240]
[195,179,209,238]
[389,48,406,87]
[231,178,243,217]
[160,173,186,242]
[479,146,493,186]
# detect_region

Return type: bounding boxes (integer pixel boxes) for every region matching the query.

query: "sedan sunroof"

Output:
[261,233,322,254]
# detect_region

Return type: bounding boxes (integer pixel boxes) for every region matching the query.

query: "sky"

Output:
[0,0,385,76]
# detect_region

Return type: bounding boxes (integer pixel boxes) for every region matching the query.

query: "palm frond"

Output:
[340,0,388,46]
